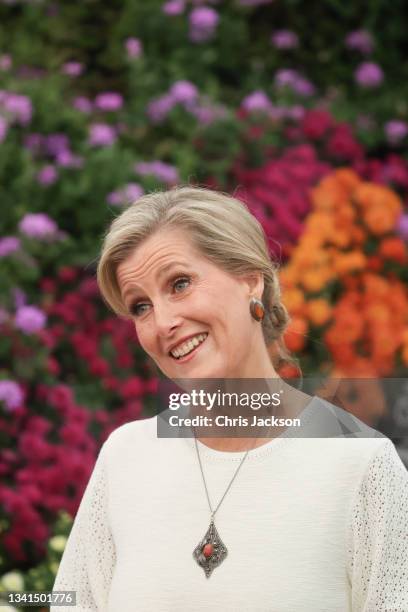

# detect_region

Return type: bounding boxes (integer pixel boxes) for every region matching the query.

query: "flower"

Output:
[62,61,84,76]
[169,80,199,104]
[36,165,58,186]
[397,213,408,241]
[162,0,185,15]
[274,69,315,96]
[49,535,67,553]
[241,90,272,113]
[0,54,12,71]
[0,92,32,125]
[189,7,219,42]
[94,92,124,112]
[107,183,144,206]
[0,116,8,142]
[0,380,24,411]
[354,62,384,88]
[15,305,47,334]
[270,30,299,50]
[134,160,179,184]
[88,123,117,147]
[345,30,374,55]
[146,94,176,123]
[0,571,24,592]
[0,236,20,257]
[19,212,58,238]
[125,37,143,59]
[384,120,408,145]
[73,96,93,113]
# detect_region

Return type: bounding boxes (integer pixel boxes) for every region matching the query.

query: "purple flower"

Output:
[62,61,84,77]
[37,165,58,186]
[125,37,143,59]
[23,133,44,153]
[0,54,12,71]
[0,116,7,142]
[134,161,179,184]
[88,123,117,147]
[285,105,305,120]
[0,236,21,257]
[169,80,199,104]
[241,90,272,113]
[1,92,32,125]
[270,30,299,50]
[274,68,298,88]
[107,183,144,206]
[19,213,58,239]
[397,213,408,241]
[162,0,185,15]
[46,133,70,156]
[345,30,374,55]
[384,120,408,145]
[13,288,26,309]
[94,92,124,112]
[146,94,176,123]
[15,305,47,334]
[189,7,219,42]
[354,62,384,88]
[73,96,93,113]
[0,380,24,411]
[292,77,315,97]
[190,103,226,125]
[55,150,84,168]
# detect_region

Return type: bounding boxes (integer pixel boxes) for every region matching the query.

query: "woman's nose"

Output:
[154,302,182,337]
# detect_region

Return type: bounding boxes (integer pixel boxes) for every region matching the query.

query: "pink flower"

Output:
[62,61,84,77]
[125,37,143,59]
[94,92,124,111]
[146,94,175,123]
[0,380,24,411]
[36,165,58,186]
[384,120,408,145]
[162,0,185,15]
[241,90,272,113]
[270,30,299,50]
[189,7,219,42]
[73,96,93,113]
[88,123,117,147]
[0,236,20,257]
[169,80,199,103]
[0,54,12,71]
[345,30,374,55]
[354,62,384,88]
[14,305,47,334]
[19,212,59,238]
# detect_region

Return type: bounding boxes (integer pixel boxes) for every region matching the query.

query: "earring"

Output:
[249,297,265,322]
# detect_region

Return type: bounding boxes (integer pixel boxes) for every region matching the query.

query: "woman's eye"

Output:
[173,277,191,293]
[130,302,150,317]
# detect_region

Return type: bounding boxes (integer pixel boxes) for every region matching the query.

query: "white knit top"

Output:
[51,398,408,611]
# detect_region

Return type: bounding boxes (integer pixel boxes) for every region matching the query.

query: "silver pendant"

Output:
[193,518,228,578]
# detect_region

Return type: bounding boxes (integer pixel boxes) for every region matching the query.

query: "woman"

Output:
[52,186,408,611]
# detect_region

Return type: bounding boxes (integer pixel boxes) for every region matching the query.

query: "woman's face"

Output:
[116,228,264,379]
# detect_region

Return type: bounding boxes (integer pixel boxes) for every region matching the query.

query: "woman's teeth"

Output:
[171,333,208,359]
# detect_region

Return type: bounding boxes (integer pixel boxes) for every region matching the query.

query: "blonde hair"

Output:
[96,185,299,370]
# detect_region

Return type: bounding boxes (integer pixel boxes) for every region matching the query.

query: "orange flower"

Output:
[283,316,308,352]
[334,168,361,192]
[363,204,401,235]
[282,287,305,315]
[333,251,367,275]
[300,269,332,292]
[379,237,407,264]
[306,298,332,326]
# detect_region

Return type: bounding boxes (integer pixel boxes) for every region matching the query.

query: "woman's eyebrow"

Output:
[123,261,189,301]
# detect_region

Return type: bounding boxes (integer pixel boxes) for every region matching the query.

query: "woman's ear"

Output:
[239,271,264,299]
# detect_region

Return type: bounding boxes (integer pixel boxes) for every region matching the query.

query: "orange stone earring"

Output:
[249,297,265,322]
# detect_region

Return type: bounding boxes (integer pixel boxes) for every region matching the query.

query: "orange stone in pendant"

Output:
[202,543,213,558]
[253,302,264,321]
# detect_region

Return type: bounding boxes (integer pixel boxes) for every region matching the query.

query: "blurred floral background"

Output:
[1,0,408,606]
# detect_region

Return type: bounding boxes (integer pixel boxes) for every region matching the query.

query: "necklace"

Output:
[192,435,253,578]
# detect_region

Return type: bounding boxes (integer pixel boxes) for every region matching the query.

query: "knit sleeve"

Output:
[50,443,116,612]
[348,439,408,611]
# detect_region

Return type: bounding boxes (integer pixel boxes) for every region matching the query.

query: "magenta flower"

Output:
[162,0,185,15]
[45,133,70,156]
[15,305,47,334]
[354,62,384,88]
[125,37,143,59]
[36,165,58,186]
[0,54,12,70]
[0,236,21,257]
[62,62,84,77]
[73,96,93,113]
[88,123,117,147]
[107,183,144,206]
[169,80,199,103]
[241,90,272,113]
[0,380,24,411]
[345,30,374,55]
[0,92,32,125]
[384,120,408,145]
[134,161,179,184]
[189,7,219,42]
[19,213,58,238]
[55,150,84,168]
[94,92,124,112]
[270,30,299,50]
[0,116,7,142]
[146,94,176,123]
[190,103,226,125]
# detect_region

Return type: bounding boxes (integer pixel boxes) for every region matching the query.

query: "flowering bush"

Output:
[280,169,408,378]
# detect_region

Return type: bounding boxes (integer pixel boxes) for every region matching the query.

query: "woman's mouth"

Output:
[169,333,208,363]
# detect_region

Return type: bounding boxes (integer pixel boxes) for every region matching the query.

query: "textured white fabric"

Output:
[51,400,408,611]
